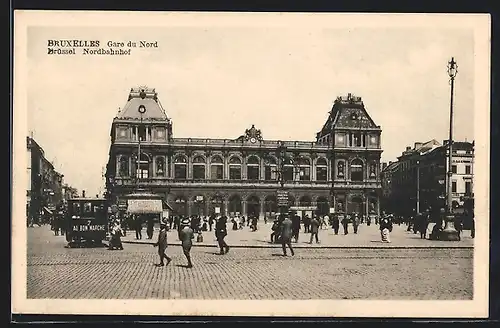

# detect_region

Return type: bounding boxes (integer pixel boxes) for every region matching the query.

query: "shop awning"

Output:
[162,201,174,211]
[127,199,163,214]
[289,206,317,211]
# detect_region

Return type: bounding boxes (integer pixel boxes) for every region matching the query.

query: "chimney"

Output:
[406,146,411,151]
[414,142,423,149]
[82,190,86,198]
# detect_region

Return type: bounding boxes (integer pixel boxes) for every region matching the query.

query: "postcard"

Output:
[12,10,490,318]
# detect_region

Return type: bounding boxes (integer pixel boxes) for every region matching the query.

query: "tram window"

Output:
[83,202,93,216]
[72,203,81,214]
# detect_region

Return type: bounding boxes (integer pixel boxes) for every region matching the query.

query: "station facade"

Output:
[105,87,383,219]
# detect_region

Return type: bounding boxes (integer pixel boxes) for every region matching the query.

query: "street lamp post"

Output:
[416,160,420,214]
[441,57,460,241]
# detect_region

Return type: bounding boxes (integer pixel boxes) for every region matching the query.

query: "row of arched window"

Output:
[117,154,378,182]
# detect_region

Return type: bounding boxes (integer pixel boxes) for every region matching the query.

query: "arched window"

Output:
[229,156,242,180]
[136,153,150,179]
[192,156,206,180]
[264,157,277,181]
[369,162,377,179]
[337,161,345,178]
[210,155,224,180]
[316,157,327,181]
[283,156,294,181]
[119,156,129,177]
[155,156,165,177]
[247,156,260,181]
[350,159,364,181]
[174,155,187,179]
[296,157,311,181]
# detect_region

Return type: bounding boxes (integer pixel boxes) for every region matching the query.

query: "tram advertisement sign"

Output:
[276,189,289,207]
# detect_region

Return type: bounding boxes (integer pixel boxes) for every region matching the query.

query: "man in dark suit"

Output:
[280,215,295,256]
[309,215,320,244]
[153,222,171,266]
[291,212,301,242]
[179,218,194,268]
[215,216,230,255]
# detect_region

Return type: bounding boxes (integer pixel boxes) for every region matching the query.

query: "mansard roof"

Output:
[114,86,170,122]
[317,93,380,138]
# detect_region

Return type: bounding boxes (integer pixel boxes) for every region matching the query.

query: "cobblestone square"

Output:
[27,226,473,300]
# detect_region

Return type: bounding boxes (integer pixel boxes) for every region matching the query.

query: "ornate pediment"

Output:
[239,124,263,142]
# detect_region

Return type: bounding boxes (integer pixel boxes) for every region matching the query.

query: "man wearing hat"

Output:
[179,218,194,268]
[153,220,171,266]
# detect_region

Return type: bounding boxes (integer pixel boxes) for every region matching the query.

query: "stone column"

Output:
[259,198,265,220]
[205,200,210,217]
[242,200,247,217]
[187,199,193,217]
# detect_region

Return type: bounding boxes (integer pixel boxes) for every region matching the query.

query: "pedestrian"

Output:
[454,215,463,241]
[303,215,311,233]
[331,214,340,235]
[270,219,280,243]
[134,215,142,240]
[251,216,258,231]
[215,216,230,255]
[352,213,360,234]
[280,214,294,256]
[153,221,172,266]
[419,212,430,239]
[309,216,320,244]
[379,214,393,243]
[179,218,194,268]
[341,214,349,235]
[109,219,124,250]
[146,217,154,239]
[291,212,300,242]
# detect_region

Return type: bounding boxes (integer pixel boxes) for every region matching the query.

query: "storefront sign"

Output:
[215,207,221,214]
[127,199,162,214]
[73,224,106,232]
[277,190,289,207]
[329,207,335,214]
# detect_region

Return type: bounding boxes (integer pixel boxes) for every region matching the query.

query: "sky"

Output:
[26,19,475,197]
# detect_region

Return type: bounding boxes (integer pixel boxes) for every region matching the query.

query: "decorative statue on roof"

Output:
[244,124,263,141]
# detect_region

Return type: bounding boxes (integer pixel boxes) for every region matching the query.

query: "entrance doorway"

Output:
[246,195,260,218]
[348,196,363,215]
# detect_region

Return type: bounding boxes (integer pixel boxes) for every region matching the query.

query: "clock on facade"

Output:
[250,137,257,143]
[350,113,359,120]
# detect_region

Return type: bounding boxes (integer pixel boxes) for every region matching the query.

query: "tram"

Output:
[65,197,109,247]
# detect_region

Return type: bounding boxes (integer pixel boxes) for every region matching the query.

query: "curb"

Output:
[121,240,474,250]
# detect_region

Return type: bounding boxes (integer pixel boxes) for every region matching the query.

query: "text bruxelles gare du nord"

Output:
[46,39,158,55]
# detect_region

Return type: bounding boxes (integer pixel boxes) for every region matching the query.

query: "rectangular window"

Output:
[229,166,241,180]
[316,167,327,181]
[248,166,260,180]
[451,165,457,174]
[283,166,294,181]
[299,167,310,181]
[265,166,276,180]
[452,181,457,193]
[211,165,223,179]
[193,166,205,180]
[174,165,187,179]
[465,165,471,174]
[465,181,472,195]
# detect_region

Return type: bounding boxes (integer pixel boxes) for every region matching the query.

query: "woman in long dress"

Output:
[379,214,393,243]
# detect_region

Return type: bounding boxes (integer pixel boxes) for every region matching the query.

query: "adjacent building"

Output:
[381,139,474,218]
[27,136,77,219]
[105,87,383,219]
